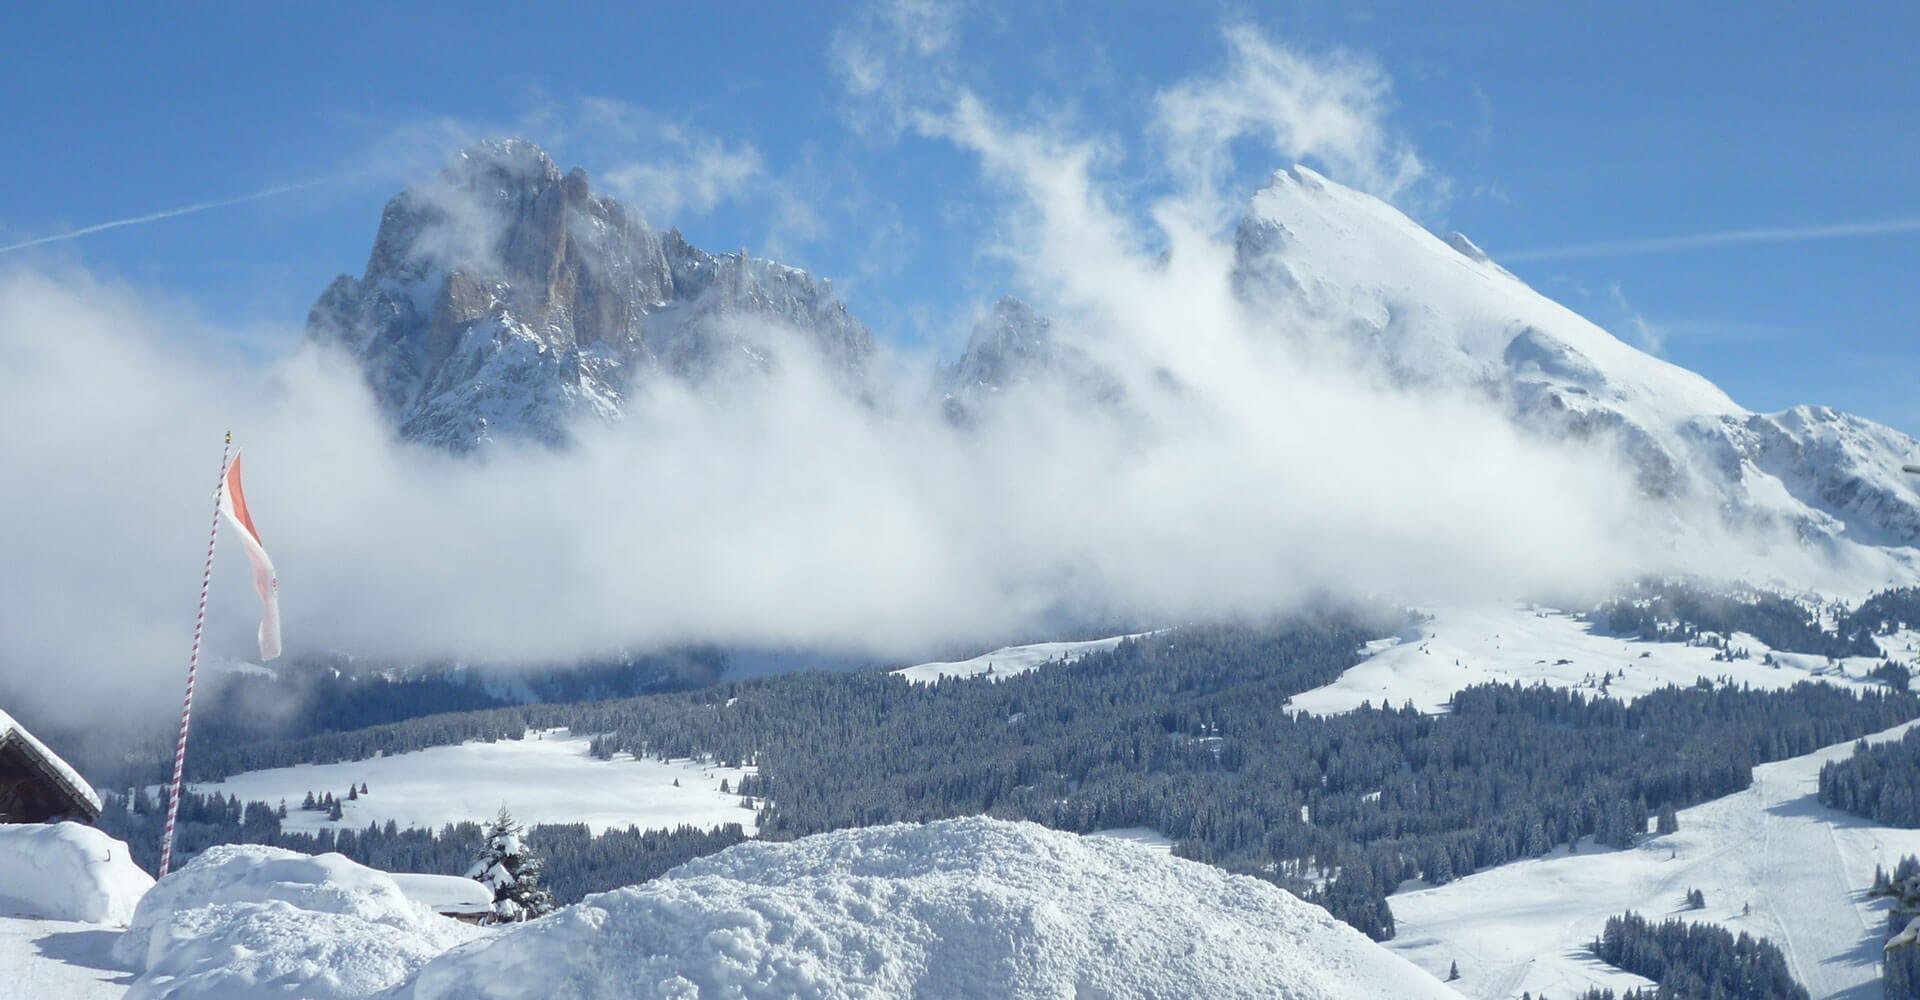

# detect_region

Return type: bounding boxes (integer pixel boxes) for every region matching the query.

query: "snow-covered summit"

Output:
[1228,164,1920,556]
[308,138,874,450]
[404,816,1458,999]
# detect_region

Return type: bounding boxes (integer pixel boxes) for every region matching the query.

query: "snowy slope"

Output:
[1288,603,1907,715]
[1386,720,1920,999]
[892,631,1156,684]
[182,729,756,836]
[403,817,1460,999]
[1230,165,1920,566]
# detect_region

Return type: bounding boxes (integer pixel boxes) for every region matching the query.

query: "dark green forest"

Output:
[96,609,1920,940]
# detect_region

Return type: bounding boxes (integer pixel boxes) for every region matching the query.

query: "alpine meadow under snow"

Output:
[3,9,1919,1000]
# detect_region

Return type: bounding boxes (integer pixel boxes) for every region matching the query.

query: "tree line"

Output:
[100,613,1920,940]
[95,786,746,907]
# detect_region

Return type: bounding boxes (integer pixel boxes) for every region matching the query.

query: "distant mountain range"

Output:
[309,140,1920,566]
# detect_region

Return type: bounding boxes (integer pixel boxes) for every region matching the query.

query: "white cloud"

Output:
[0,181,330,256]
[601,133,764,224]
[1153,26,1433,210]
[1609,282,1666,356]
[1504,215,1920,262]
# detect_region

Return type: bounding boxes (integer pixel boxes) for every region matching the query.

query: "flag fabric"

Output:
[218,449,281,660]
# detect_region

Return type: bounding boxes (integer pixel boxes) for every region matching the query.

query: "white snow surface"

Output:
[0,914,132,1000]
[893,631,1155,684]
[1386,719,1920,999]
[402,817,1458,1000]
[0,822,152,924]
[1086,826,1176,854]
[114,844,480,1000]
[1238,166,1920,580]
[1289,603,1901,715]
[390,873,495,916]
[182,728,756,836]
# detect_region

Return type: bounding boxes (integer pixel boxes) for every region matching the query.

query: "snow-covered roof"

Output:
[0,708,102,821]
[390,873,494,916]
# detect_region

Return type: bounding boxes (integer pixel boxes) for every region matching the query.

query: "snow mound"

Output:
[116,844,479,999]
[404,817,1454,999]
[0,821,152,923]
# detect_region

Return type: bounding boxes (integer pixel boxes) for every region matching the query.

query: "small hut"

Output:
[0,708,102,824]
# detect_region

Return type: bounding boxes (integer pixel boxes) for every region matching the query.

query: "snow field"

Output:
[892,632,1156,684]
[0,914,132,1000]
[1385,719,1920,999]
[181,728,758,836]
[1288,603,1902,716]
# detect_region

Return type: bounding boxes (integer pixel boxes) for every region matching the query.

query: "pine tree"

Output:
[467,807,555,924]
[1448,960,1460,981]
[328,797,344,821]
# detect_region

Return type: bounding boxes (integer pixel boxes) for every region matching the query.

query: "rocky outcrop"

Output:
[308,139,873,450]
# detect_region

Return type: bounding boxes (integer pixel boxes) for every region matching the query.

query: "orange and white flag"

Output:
[219,450,281,661]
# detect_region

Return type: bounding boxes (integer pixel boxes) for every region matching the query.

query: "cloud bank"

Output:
[0,21,1698,731]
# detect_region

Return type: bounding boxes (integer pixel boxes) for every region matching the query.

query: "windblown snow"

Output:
[182,728,756,836]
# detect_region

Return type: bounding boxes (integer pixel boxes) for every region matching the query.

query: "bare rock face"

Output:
[308,139,873,450]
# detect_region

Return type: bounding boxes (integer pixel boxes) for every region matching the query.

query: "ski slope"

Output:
[1288,603,1905,715]
[892,631,1157,684]
[184,729,757,836]
[1386,719,1920,998]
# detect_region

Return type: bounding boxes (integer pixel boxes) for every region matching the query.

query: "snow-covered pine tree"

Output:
[467,807,555,924]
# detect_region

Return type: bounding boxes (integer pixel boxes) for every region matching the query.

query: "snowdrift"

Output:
[114,844,479,1000]
[0,821,151,923]
[404,817,1455,999]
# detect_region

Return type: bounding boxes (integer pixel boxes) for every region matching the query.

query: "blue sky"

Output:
[2,1,1914,435]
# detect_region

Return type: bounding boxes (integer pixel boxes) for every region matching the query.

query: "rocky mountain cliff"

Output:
[308,139,872,450]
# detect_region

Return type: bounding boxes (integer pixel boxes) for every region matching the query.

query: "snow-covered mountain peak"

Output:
[1229,164,1920,556]
[308,138,872,451]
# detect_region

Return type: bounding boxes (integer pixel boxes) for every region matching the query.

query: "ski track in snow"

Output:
[1387,719,1920,999]
[179,729,758,837]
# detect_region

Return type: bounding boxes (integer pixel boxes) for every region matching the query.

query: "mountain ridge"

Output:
[311,139,1919,570]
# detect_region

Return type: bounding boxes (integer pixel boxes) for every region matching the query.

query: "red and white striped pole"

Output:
[159,432,231,878]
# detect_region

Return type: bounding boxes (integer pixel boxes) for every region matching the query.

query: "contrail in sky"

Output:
[1503,215,1920,262]
[0,179,328,255]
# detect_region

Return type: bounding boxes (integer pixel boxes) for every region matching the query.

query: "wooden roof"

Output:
[0,709,102,823]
